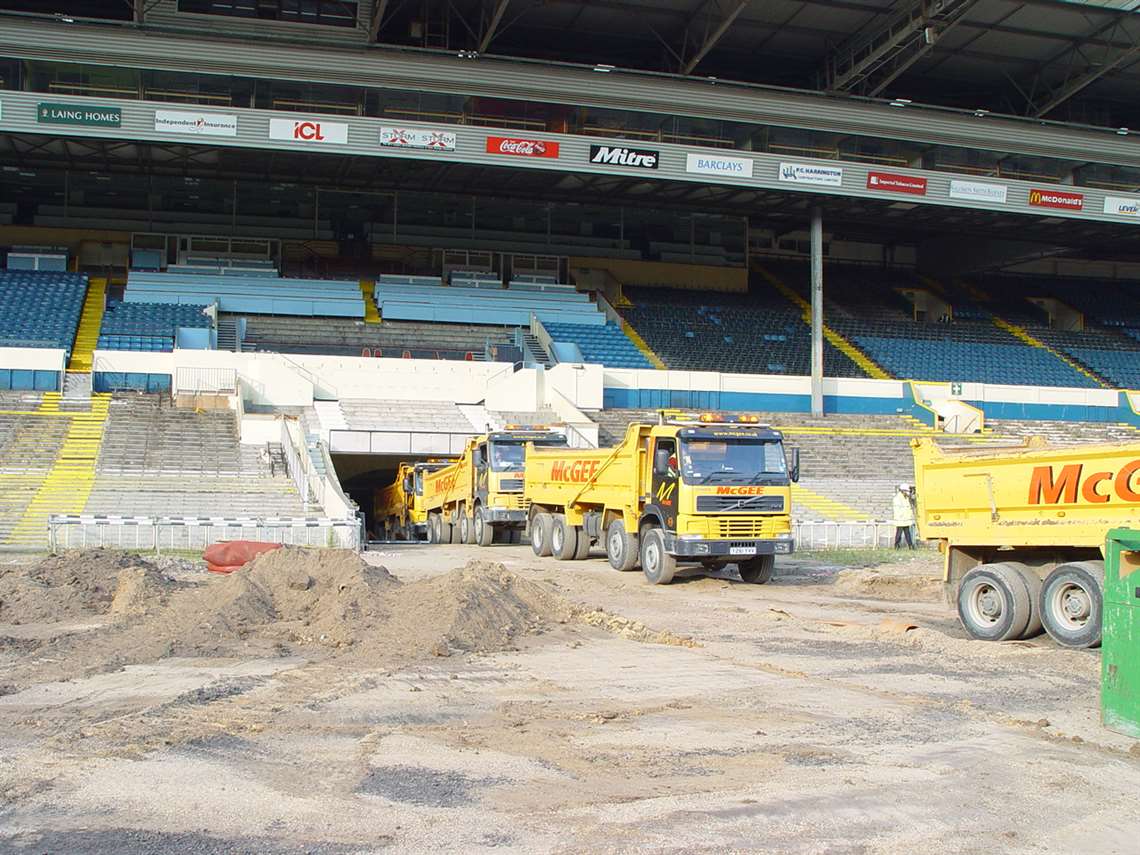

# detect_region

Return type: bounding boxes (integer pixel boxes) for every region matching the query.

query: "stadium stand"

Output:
[88,394,310,517]
[758,263,1104,387]
[374,277,605,327]
[125,272,364,318]
[0,270,87,359]
[543,321,654,369]
[97,301,212,353]
[239,316,519,360]
[619,285,866,377]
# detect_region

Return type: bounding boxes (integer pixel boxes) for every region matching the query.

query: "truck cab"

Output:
[524,410,798,585]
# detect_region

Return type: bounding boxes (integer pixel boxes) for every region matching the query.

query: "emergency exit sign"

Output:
[37,102,122,127]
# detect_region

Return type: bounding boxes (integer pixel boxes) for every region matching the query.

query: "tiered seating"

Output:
[620,286,865,377]
[767,264,1098,388]
[449,270,501,288]
[0,270,87,357]
[852,332,1097,387]
[97,301,211,353]
[239,316,516,359]
[338,399,478,433]
[544,321,653,368]
[125,272,364,318]
[374,280,604,326]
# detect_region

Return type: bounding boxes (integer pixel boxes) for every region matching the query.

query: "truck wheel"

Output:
[440,519,455,544]
[427,514,440,544]
[639,528,676,585]
[551,514,578,561]
[738,555,775,585]
[1006,562,1043,639]
[572,526,591,560]
[1040,561,1104,649]
[957,563,1034,642]
[530,513,553,556]
[606,520,639,572]
[475,506,494,547]
[458,512,472,544]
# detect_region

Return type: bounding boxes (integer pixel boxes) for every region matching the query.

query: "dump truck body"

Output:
[912,437,1134,647]
[374,460,452,541]
[524,411,796,584]
[422,428,568,545]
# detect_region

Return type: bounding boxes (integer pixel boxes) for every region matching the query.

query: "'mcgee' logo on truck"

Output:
[714,486,767,495]
[550,459,601,483]
[429,471,460,497]
[1028,460,1140,504]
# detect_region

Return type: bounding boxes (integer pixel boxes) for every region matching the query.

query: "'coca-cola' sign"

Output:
[485,136,560,158]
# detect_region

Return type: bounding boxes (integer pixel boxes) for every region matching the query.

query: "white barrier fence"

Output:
[48,514,362,553]
[793,521,909,550]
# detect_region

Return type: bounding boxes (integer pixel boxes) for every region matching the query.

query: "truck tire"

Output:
[957,563,1034,642]
[427,514,440,544]
[440,519,455,544]
[738,555,775,585]
[459,512,473,544]
[474,505,494,547]
[606,519,639,572]
[551,514,578,561]
[1006,562,1043,639]
[572,526,591,560]
[530,513,553,556]
[1040,561,1104,649]
[639,527,676,585]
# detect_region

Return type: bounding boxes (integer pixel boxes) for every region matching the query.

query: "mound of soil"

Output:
[0,549,180,624]
[2,553,686,692]
[832,566,942,601]
[374,560,573,658]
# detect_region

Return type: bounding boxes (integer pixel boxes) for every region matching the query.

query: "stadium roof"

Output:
[5,1,1140,130]
[363,0,1140,128]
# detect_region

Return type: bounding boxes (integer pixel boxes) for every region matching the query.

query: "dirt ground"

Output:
[1,543,1138,854]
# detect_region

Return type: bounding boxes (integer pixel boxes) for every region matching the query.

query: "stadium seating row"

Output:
[97,301,212,353]
[0,270,87,357]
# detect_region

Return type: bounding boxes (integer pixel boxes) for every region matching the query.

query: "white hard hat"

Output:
[898,483,910,491]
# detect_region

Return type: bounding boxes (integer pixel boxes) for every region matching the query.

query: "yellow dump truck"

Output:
[911,437,1140,648]
[422,426,568,546]
[524,411,798,585]
[373,460,452,541]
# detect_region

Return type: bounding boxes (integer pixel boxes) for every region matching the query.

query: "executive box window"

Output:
[178,0,358,28]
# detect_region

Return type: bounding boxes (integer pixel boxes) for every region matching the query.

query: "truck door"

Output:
[475,442,489,501]
[651,437,679,531]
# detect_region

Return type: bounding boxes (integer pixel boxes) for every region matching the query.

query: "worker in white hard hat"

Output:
[892,483,916,550]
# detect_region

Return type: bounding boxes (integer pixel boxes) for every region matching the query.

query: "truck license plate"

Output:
[730,546,757,556]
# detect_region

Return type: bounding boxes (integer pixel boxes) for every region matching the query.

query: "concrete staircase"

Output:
[66,276,106,373]
[2,392,111,549]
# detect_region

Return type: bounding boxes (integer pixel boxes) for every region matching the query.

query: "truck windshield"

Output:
[680,439,787,484]
[490,442,527,472]
[414,471,424,496]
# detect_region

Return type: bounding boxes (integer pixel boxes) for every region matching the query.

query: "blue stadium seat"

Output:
[544,321,653,368]
[0,270,88,357]
[97,300,211,353]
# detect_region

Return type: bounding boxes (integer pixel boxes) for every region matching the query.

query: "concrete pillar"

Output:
[810,207,824,417]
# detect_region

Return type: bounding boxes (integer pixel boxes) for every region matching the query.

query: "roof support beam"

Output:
[478,0,511,54]
[1030,16,1140,118]
[821,0,981,97]
[368,0,390,43]
[682,0,749,75]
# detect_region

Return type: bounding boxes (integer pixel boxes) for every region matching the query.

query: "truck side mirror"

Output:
[788,447,800,483]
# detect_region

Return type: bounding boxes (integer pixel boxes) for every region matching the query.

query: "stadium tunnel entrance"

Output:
[330,452,451,540]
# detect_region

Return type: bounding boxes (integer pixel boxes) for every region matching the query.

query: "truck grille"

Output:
[500,492,527,510]
[500,479,524,492]
[696,495,784,513]
[714,517,789,539]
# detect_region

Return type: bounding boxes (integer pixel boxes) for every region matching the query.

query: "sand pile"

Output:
[375,560,573,658]
[2,552,691,691]
[832,566,942,601]
[0,549,180,624]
